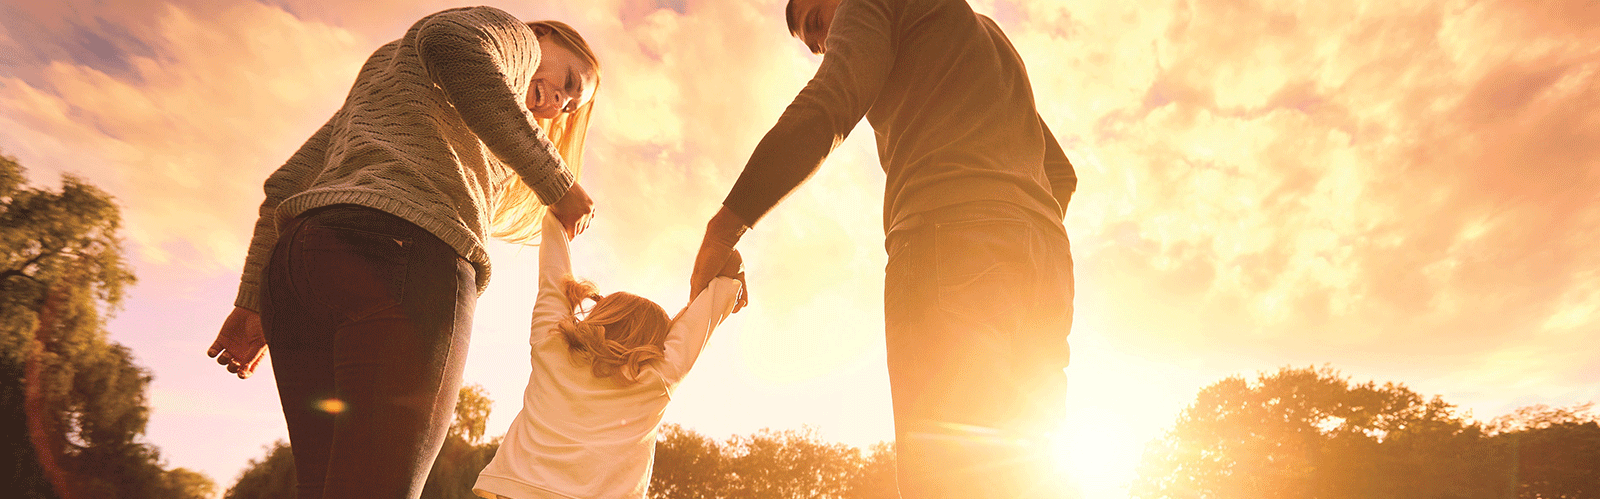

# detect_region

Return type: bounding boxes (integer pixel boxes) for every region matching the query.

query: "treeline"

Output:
[223,383,899,499]
[1133,366,1600,499]
[1,154,213,498]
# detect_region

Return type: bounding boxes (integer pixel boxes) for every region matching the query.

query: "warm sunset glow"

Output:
[2,0,1595,492]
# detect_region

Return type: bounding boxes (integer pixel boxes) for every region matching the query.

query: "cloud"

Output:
[1016,0,1600,383]
[0,1,368,270]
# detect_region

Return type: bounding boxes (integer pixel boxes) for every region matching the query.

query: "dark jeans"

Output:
[884,200,1074,499]
[261,205,477,499]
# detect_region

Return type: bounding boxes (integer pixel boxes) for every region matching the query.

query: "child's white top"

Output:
[474,213,741,499]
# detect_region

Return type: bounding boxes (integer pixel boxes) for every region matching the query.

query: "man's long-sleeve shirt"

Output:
[723,0,1076,232]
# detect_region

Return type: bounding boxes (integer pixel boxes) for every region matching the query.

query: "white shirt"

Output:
[474,213,741,499]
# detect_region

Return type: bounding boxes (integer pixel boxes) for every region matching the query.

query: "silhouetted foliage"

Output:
[1492,404,1600,499]
[650,424,898,499]
[223,384,504,499]
[227,397,899,499]
[421,384,500,499]
[0,153,212,499]
[222,440,296,499]
[1133,365,1599,499]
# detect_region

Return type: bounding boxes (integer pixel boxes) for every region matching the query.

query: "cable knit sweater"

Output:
[234,6,574,312]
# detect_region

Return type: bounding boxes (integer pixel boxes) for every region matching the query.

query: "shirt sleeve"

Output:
[721,0,895,226]
[1040,115,1076,218]
[529,212,575,342]
[415,6,575,205]
[657,276,742,387]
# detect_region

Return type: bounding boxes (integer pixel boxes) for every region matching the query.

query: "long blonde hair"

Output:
[556,277,672,383]
[492,20,603,245]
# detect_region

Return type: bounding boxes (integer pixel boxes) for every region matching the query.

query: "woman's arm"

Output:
[414,6,574,206]
[530,212,576,340]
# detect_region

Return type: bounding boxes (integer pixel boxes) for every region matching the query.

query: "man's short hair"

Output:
[785,0,801,37]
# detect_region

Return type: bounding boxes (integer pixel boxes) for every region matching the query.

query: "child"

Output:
[474,212,745,499]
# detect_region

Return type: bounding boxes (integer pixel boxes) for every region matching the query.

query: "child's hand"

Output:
[718,249,744,278]
[719,250,749,313]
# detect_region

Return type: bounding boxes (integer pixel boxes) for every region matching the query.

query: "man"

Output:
[688,0,1076,497]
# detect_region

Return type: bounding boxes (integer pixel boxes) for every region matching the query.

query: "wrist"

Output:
[706,206,750,246]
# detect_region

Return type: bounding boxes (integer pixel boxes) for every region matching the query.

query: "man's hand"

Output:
[690,206,750,302]
[207,307,267,379]
[548,182,594,238]
[718,249,749,313]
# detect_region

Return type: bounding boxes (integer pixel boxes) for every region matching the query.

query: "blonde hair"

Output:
[492,20,603,245]
[555,276,672,383]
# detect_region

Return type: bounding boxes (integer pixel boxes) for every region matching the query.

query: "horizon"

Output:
[2,0,1597,497]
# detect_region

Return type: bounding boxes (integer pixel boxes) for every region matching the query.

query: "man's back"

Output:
[721,0,1071,232]
[851,0,1059,230]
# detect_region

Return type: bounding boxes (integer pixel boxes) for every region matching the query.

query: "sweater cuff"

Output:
[234,282,261,314]
[530,160,575,206]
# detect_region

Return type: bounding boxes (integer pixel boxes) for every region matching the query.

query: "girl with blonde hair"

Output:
[206,7,606,499]
[474,213,747,499]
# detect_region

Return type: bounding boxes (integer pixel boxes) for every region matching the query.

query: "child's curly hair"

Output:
[555,276,672,383]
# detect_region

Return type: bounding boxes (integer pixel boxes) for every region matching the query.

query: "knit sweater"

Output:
[233,6,574,312]
[722,0,1076,232]
[474,213,742,499]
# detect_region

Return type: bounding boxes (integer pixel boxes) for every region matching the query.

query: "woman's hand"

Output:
[548,182,594,238]
[207,307,267,379]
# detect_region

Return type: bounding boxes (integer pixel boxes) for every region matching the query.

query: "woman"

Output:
[205,6,602,498]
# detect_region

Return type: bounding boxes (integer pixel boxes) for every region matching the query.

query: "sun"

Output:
[1046,408,1147,498]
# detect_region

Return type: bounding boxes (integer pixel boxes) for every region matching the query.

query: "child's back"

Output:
[474,213,743,499]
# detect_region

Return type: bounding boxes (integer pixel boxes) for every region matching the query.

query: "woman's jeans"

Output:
[884,200,1074,499]
[261,205,477,499]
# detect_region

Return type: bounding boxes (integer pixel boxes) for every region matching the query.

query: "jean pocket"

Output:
[933,218,1035,331]
[295,225,413,321]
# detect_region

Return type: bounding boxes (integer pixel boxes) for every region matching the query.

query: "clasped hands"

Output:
[690,206,751,313]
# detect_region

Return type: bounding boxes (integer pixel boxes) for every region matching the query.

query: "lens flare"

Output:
[315,398,346,414]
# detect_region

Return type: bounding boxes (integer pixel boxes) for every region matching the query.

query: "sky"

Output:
[2,0,1598,497]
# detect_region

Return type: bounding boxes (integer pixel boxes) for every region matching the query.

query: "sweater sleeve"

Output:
[415,6,574,205]
[233,120,334,312]
[529,212,575,342]
[658,276,741,387]
[1040,115,1076,218]
[721,0,895,226]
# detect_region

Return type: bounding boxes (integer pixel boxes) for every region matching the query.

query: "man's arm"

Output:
[1040,115,1076,219]
[693,0,896,300]
[719,0,897,226]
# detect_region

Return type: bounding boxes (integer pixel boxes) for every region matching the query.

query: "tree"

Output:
[1132,365,1515,499]
[421,383,500,499]
[1492,404,1600,499]
[224,384,503,499]
[227,388,901,499]
[222,440,296,499]
[1,153,213,499]
[650,424,898,499]
[651,423,730,499]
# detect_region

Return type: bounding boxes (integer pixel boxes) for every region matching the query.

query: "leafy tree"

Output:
[1132,365,1515,499]
[651,423,730,499]
[224,384,503,499]
[422,383,500,499]
[0,153,213,499]
[1492,404,1600,499]
[223,441,296,499]
[650,424,898,499]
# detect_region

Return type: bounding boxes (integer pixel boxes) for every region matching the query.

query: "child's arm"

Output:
[529,211,574,342]
[659,257,744,385]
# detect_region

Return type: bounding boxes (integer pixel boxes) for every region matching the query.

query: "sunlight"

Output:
[1051,408,1147,499]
